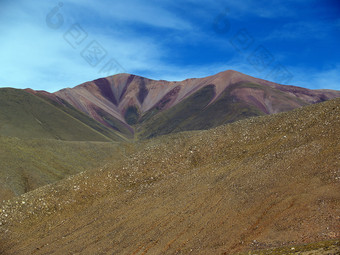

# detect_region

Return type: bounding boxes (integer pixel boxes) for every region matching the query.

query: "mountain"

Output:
[38,70,340,139]
[0,88,128,142]
[1,97,339,254]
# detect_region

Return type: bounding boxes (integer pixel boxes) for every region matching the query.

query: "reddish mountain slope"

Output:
[32,70,340,139]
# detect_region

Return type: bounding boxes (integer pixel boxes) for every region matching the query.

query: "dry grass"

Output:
[0,136,139,201]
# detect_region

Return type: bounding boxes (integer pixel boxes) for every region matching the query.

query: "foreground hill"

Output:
[0,88,128,142]
[1,98,339,254]
[48,70,340,138]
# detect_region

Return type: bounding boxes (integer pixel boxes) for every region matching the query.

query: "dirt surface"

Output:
[0,98,339,254]
[235,240,340,254]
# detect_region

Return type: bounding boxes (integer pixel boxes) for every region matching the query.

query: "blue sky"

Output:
[0,0,339,92]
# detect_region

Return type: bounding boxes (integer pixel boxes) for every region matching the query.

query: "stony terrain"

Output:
[0,98,339,254]
[236,240,339,254]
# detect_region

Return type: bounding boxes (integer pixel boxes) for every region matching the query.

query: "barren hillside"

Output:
[0,98,339,254]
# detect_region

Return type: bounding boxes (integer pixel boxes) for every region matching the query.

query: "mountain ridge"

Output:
[26,69,339,139]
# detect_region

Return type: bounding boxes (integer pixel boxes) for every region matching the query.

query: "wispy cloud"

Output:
[65,0,192,30]
[0,0,235,91]
[290,65,340,90]
[0,0,339,92]
[0,0,188,91]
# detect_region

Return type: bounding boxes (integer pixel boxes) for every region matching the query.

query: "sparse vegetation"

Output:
[0,135,131,201]
[0,98,339,254]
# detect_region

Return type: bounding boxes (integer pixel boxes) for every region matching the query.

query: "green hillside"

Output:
[0,88,125,142]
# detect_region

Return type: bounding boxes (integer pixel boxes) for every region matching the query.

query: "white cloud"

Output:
[289,65,340,90]
[0,0,183,91]
[64,0,192,30]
